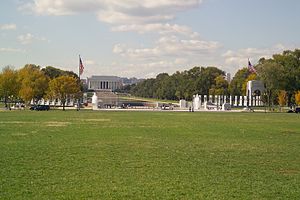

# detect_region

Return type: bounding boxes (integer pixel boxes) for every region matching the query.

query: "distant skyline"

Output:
[1,0,300,78]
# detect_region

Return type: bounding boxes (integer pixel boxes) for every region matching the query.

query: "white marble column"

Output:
[244,96,247,107]
[234,96,238,106]
[209,95,212,102]
[239,96,243,106]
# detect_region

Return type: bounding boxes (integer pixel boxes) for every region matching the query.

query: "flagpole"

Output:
[79,54,81,80]
[77,54,81,111]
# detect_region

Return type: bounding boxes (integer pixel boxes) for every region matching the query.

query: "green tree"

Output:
[272,49,300,105]
[229,68,251,96]
[48,76,80,110]
[131,78,155,98]
[160,76,176,100]
[0,66,19,108]
[209,75,229,95]
[256,60,285,109]
[42,66,79,80]
[130,66,224,101]
[195,67,224,95]
[153,73,170,99]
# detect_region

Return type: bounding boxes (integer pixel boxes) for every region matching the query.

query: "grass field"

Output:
[0,110,300,199]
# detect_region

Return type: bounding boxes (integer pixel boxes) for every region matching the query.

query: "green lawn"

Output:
[0,110,300,199]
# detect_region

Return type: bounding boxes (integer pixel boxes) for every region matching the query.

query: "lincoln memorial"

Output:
[87,76,122,91]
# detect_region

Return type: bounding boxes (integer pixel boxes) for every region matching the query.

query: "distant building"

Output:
[121,77,145,86]
[225,73,231,83]
[87,76,122,91]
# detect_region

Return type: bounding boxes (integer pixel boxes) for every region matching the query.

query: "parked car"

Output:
[287,107,300,113]
[30,105,50,111]
[287,109,294,113]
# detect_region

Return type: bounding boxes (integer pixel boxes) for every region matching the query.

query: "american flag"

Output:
[248,59,256,74]
[79,56,84,76]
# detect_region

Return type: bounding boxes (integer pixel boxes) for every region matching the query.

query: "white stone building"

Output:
[87,76,122,91]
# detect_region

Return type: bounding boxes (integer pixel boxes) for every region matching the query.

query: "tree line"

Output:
[128,49,300,107]
[0,64,81,110]
[1,49,300,109]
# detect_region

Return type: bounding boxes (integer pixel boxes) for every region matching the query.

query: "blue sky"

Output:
[1,0,299,78]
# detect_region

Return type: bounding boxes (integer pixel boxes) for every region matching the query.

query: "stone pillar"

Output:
[244,96,247,107]
[179,100,187,109]
[248,95,251,107]
[234,96,238,106]
[199,95,202,107]
[229,96,232,106]
[193,94,200,110]
[209,95,212,102]
[239,96,243,106]
[204,95,207,104]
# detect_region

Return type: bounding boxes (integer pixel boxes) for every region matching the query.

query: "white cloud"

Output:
[112,44,126,54]
[114,35,221,60]
[111,35,222,78]
[17,33,48,45]
[111,23,199,38]
[20,0,83,16]
[0,24,17,30]
[0,48,24,53]
[19,0,229,78]
[97,10,174,24]
[222,44,287,66]
[84,60,96,65]
[21,0,202,24]
[18,33,34,45]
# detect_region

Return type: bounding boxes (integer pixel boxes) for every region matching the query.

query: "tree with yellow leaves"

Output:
[278,90,287,111]
[0,66,19,108]
[18,64,49,104]
[48,75,80,110]
[295,91,300,106]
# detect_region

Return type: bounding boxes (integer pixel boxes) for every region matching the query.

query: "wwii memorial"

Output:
[1,1,300,199]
